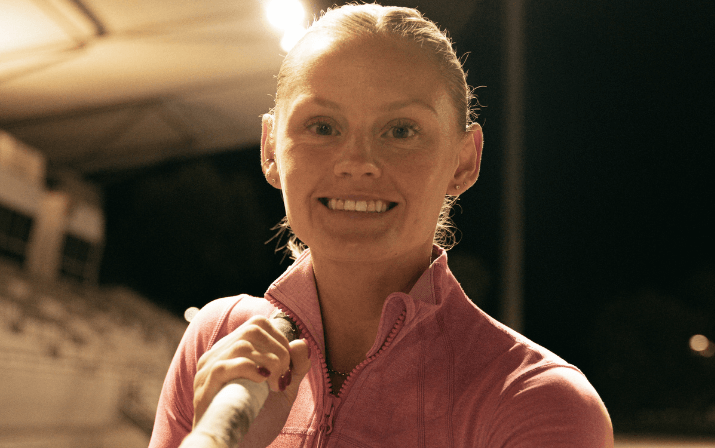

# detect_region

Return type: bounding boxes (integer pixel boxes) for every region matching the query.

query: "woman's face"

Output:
[264,35,480,265]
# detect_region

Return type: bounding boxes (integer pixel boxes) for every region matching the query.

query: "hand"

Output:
[192,315,312,428]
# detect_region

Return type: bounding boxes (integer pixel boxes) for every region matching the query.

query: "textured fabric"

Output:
[149,248,614,447]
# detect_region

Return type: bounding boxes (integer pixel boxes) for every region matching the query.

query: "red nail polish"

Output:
[278,369,292,391]
[257,366,271,378]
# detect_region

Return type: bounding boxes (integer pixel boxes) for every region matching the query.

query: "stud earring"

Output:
[455,185,461,190]
[262,156,276,170]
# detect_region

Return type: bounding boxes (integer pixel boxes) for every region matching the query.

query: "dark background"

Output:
[94,0,715,434]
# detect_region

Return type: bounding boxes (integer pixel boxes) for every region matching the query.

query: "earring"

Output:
[455,185,461,190]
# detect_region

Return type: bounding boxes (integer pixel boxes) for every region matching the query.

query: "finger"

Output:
[281,339,313,401]
[248,315,292,352]
[194,356,271,426]
[288,339,312,377]
[228,329,290,392]
[204,315,288,362]
[193,315,297,424]
[214,340,289,395]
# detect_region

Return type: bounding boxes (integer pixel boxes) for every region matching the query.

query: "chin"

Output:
[312,235,431,265]
[304,234,381,258]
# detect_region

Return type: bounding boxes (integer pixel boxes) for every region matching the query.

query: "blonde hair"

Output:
[269,3,477,259]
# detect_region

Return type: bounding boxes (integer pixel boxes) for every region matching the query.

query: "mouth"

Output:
[318,198,397,213]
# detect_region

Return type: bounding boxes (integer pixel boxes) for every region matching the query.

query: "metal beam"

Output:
[66,0,107,36]
[502,0,525,333]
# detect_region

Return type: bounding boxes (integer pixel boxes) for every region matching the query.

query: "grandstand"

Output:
[1,130,187,447]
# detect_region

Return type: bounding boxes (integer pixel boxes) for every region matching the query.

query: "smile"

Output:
[319,198,396,213]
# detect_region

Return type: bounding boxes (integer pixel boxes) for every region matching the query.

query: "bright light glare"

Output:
[281,26,307,52]
[184,306,200,323]
[0,1,68,54]
[267,0,306,30]
[690,334,715,358]
[690,334,710,352]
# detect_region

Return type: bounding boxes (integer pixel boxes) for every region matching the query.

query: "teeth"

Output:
[325,198,391,213]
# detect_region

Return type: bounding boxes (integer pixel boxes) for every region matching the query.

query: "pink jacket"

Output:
[150,248,614,447]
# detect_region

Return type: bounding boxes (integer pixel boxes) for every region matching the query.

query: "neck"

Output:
[310,246,433,373]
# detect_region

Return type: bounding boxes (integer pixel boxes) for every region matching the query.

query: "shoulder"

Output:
[504,363,608,419]
[434,294,613,446]
[161,293,277,398]
[486,325,613,446]
[187,294,277,352]
[486,356,614,447]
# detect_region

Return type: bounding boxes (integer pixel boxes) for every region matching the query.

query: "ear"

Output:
[448,123,483,195]
[261,114,282,189]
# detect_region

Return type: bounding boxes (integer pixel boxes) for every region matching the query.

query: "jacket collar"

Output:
[264,246,452,353]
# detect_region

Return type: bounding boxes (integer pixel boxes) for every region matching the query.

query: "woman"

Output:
[150,4,613,447]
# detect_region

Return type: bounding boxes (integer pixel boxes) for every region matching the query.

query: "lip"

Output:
[317,193,397,202]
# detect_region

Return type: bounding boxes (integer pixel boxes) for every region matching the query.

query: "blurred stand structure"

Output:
[0,130,186,447]
[592,286,715,437]
[615,436,715,448]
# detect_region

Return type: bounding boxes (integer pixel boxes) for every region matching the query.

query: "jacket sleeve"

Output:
[486,366,614,448]
[147,298,229,448]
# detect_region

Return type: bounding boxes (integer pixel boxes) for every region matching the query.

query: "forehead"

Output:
[277,35,451,119]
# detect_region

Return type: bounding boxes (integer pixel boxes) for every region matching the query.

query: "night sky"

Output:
[96,0,715,432]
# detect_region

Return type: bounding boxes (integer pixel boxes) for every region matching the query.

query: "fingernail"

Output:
[257,366,271,378]
[304,339,312,358]
[279,369,292,391]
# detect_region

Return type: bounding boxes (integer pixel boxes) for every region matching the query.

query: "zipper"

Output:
[315,308,408,447]
[264,294,333,388]
[266,294,407,447]
[315,393,340,448]
[264,294,338,447]
[335,308,407,397]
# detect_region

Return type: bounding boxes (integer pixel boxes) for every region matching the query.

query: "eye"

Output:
[390,126,415,139]
[307,119,340,136]
[384,120,420,139]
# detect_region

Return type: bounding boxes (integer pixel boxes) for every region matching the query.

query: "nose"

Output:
[333,135,381,178]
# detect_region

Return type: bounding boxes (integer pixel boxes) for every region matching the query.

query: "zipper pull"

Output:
[324,395,340,434]
[316,394,340,447]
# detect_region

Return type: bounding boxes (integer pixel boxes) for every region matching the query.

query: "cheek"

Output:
[399,150,455,221]
[393,151,452,194]
[398,162,451,224]
[276,152,317,228]
[279,169,304,215]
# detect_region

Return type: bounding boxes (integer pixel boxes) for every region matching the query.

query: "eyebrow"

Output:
[307,97,341,110]
[302,97,437,115]
[383,99,437,115]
